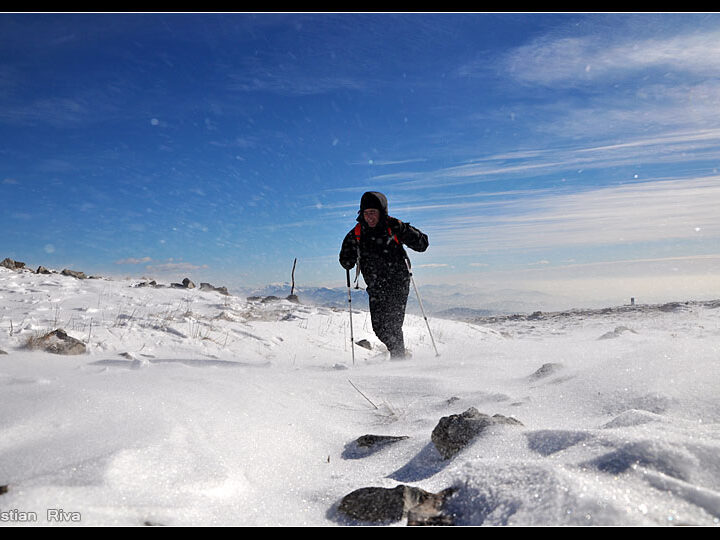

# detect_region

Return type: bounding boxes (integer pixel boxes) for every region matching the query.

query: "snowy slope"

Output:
[0,266,719,526]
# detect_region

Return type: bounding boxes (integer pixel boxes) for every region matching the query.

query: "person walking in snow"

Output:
[339,191,429,359]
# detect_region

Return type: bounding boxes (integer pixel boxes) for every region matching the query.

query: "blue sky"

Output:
[2,12,720,305]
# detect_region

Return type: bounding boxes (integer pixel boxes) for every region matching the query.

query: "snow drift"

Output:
[0,266,719,526]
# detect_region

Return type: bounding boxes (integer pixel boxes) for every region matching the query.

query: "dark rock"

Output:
[1,258,25,271]
[338,485,455,525]
[135,280,157,288]
[200,282,229,295]
[343,434,410,459]
[61,269,87,279]
[431,407,523,459]
[529,362,563,380]
[659,302,687,312]
[339,485,407,522]
[36,266,52,274]
[0,485,7,495]
[356,339,373,350]
[0,349,7,355]
[260,296,280,303]
[27,329,86,355]
[356,434,409,448]
[169,278,196,289]
[286,294,300,303]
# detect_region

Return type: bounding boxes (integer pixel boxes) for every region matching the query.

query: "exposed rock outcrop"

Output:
[61,269,87,279]
[431,407,523,459]
[199,282,229,295]
[1,258,25,271]
[338,485,455,525]
[26,329,86,355]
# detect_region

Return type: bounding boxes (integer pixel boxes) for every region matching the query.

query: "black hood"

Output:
[357,191,389,222]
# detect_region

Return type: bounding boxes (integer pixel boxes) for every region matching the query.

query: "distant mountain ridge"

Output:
[239,282,576,317]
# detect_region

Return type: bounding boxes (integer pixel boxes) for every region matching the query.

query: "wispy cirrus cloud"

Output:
[353,128,720,192]
[115,257,152,265]
[499,27,720,86]
[145,261,209,273]
[424,176,720,257]
[455,22,720,143]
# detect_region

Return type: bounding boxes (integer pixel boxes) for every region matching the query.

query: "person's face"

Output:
[363,208,380,228]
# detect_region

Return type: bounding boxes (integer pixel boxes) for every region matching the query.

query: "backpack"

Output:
[353,223,399,245]
[350,223,403,288]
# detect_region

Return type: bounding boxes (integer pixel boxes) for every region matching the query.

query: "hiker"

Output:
[339,191,429,358]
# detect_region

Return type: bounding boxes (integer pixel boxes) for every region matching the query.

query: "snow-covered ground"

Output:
[1,266,719,526]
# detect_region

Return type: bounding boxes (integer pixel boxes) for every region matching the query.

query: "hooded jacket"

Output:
[339,191,429,293]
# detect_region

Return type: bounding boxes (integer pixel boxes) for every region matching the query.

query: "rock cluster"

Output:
[337,407,523,525]
[1,257,96,279]
[247,294,301,304]
[135,278,229,296]
[171,277,195,289]
[1,257,25,270]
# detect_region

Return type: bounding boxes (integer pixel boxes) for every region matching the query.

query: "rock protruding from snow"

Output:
[171,277,195,289]
[529,362,564,380]
[598,326,638,340]
[199,282,229,295]
[26,329,86,355]
[343,434,409,459]
[431,407,523,459]
[1,257,25,271]
[338,484,455,525]
[61,269,87,279]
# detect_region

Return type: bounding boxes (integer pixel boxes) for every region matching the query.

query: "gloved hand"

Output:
[386,216,406,236]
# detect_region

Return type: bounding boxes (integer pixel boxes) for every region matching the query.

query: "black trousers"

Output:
[367,279,410,357]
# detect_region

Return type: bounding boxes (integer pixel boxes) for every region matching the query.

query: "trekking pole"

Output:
[346,268,356,365]
[405,258,440,357]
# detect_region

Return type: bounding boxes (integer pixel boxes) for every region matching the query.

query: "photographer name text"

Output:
[0,508,81,523]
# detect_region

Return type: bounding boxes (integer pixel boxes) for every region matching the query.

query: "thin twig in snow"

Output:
[348,379,379,410]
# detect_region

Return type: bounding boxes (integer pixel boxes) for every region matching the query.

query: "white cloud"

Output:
[426,176,720,256]
[357,128,720,193]
[115,257,152,265]
[145,262,209,273]
[502,29,720,86]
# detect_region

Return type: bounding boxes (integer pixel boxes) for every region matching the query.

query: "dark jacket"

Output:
[339,192,428,294]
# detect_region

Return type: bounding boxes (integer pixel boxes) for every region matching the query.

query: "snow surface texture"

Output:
[0,266,719,526]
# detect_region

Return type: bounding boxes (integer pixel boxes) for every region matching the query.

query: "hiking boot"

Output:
[390,348,412,360]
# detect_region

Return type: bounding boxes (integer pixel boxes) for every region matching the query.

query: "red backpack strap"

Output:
[354,223,399,244]
[388,227,399,244]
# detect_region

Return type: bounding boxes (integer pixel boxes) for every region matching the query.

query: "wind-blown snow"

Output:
[0,266,719,526]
